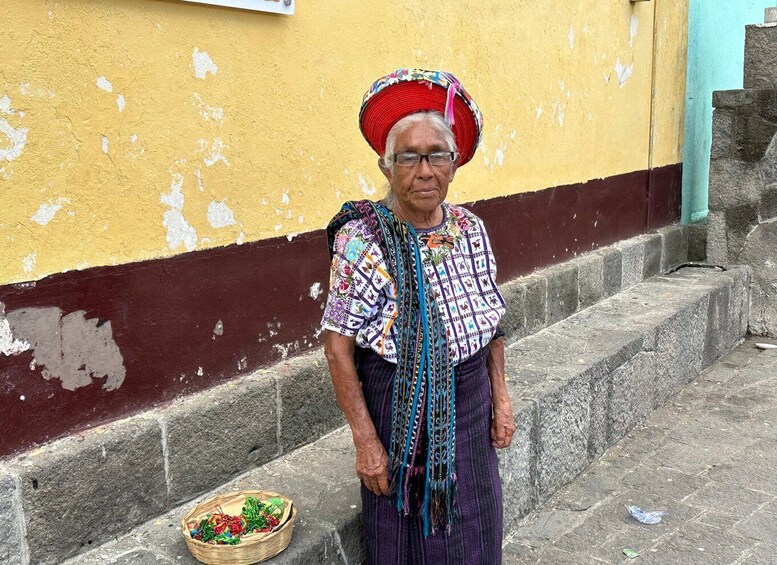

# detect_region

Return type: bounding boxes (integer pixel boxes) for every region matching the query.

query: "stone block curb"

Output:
[7,417,167,565]
[657,224,689,271]
[0,467,25,565]
[65,428,363,565]
[499,224,692,343]
[159,374,279,505]
[523,274,549,334]
[501,266,749,526]
[499,279,528,340]
[543,262,579,325]
[615,238,646,290]
[641,233,663,279]
[688,223,708,262]
[574,252,604,309]
[2,352,342,564]
[598,246,623,298]
[276,352,345,453]
[68,266,749,565]
[710,66,777,339]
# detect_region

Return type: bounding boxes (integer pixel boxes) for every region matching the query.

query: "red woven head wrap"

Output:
[359,69,483,166]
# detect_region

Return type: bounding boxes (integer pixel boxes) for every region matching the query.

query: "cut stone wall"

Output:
[708,23,777,337]
[745,23,777,89]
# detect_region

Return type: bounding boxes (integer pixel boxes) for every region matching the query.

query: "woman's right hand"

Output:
[355,435,391,496]
[324,331,391,497]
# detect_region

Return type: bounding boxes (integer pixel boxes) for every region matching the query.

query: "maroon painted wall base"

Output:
[0,163,681,458]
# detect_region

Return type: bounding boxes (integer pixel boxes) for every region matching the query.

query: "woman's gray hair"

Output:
[380,111,457,209]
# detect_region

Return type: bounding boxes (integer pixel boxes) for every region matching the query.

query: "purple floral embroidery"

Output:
[330,299,346,324]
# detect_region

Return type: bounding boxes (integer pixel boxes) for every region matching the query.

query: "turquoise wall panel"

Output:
[683,0,777,223]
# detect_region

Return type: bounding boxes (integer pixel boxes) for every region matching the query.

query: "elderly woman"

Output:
[322,69,515,564]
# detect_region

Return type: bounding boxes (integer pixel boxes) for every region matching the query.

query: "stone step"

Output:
[745,23,777,89]
[67,427,365,565]
[502,336,777,563]
[0,225,691,565]
[498,265,749,532]
[62,265,749,565]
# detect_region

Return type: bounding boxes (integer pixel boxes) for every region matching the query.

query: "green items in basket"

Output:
[190,496,286,545]
[243,496,285,532]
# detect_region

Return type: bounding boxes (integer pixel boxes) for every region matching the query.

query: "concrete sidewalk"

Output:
[504,335,777,564]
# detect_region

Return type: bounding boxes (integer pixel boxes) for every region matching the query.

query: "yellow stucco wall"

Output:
[651,0,690,169]
[1,0,687,285]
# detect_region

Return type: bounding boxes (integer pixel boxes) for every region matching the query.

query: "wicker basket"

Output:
[181,490,295,565]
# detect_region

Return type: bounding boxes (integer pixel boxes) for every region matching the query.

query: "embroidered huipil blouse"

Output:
[321,203,505,364]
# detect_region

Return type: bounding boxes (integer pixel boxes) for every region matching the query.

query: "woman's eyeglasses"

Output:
[392,151,457,167]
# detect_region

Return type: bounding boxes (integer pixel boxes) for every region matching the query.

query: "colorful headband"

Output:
[359,69,483,167]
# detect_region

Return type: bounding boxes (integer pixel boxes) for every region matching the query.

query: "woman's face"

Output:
[379,121,457,217]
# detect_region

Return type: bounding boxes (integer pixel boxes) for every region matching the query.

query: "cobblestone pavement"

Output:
[503,336,777,565]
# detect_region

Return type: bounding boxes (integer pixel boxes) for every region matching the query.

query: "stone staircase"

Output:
[1,224,754,564]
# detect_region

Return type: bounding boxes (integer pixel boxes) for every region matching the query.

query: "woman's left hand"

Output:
[491,399,516,449]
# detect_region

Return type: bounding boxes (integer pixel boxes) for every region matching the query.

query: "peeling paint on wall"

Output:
[101,135,109,154]
[273,343,292,360]
[116,94,126,112]
[19,82,55,98]
[494,146,505,168]
[96,76,113,92]
[207,200,237,228]
[358,173,377,196]
[22,252,36,274]
[213,319,224,338]
[0,95,12,114]
[193,93,224,122]
[630,15,639,48]
[161,172,197,251]
[309,282,322,300]
[192,48,218,79]
[552,100,566,127]
[615,59,634,87]
[5,306,126,391]
[0,304,31,356]
[193,167,204,192]
[31,197,69,225]
[0,95,29,174]
[199,138,230,167]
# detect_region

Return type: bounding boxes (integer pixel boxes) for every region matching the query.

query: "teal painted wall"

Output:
[682,0,777,223]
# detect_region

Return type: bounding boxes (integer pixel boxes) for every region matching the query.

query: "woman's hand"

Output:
[355,435,391,496]
[491,398,516,449]
[487,336,515,448]
[324,331,392,496]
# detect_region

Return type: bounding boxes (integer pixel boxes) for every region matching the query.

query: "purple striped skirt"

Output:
[356,345,503,564]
